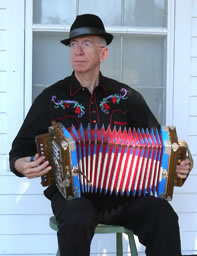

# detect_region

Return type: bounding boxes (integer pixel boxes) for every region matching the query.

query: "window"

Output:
[26,0,174,125]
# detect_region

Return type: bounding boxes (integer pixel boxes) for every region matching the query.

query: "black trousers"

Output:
[45,185,182,256]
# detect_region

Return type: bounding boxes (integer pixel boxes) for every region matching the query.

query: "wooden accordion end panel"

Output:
[35,122,192,201]
[35,121,81,199]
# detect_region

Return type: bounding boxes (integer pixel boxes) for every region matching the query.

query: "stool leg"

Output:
[127,232,138,256]
[116,233,123,256]
[56,248,60,256]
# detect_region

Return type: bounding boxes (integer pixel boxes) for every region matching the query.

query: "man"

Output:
[9,14,191,256]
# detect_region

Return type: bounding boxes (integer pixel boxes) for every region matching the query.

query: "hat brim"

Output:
[61,27,113,46]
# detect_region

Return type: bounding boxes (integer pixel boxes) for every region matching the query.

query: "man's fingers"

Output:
[176,172,188,179]
[24,156,52,179]
[26,165,52,179]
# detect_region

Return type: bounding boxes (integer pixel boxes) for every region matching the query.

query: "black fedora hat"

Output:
[61,14,113,46]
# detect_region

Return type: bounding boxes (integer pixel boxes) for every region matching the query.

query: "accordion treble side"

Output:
[35,122,81,199]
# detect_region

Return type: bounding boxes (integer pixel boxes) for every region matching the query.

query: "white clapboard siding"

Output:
[172,194,197,213]
[0,234,58,254]
[0,50,7,69]
[0,30,7,50]
[0,154,10,175]
[0,91,7,111]
[0,195,52,214]
[191,77,197,95]
[0,215,54,234]
[0,233,142,256]
[181,232,197,252]
[0,71,7,91]
[0,176,44,194]
[174,175,197,194]
[0,134,7,154]
[0,113,7,132]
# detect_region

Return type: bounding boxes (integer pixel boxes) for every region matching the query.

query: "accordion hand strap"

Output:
[73,167,91,184]
[175,140,193,187]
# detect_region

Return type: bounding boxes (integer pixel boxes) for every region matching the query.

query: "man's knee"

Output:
[148,196,178,221]
[52,194,98,226]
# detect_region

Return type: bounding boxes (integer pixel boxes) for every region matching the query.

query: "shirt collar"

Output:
[69,71,108,96]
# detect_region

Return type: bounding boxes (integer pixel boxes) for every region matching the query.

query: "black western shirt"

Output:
[9,72,160,177]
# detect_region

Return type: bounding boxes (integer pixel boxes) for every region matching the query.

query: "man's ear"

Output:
[100,47,108,63]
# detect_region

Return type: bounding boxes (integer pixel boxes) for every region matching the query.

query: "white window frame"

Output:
[24,0,175,125]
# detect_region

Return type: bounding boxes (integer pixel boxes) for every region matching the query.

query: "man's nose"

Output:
[75,45,84,54]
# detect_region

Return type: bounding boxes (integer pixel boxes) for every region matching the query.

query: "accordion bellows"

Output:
[36,122,188,201]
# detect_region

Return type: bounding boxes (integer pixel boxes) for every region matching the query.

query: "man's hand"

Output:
[176,159,191,179]
[14,153,52,179]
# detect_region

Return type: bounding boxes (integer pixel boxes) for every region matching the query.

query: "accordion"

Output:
[35,121,191,201]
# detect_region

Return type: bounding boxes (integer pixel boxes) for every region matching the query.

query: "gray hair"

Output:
[99,38,107,48]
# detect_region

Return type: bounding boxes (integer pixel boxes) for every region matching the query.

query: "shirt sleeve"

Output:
[127,88,160,130]
[9,91,52,177]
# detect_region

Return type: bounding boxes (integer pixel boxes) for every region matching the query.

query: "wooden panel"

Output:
[190,77,197,95]
[0,71,7,91]
[0,113,7,133]
[0,176,44,194]
[0,195,53,214]
[0,134,7,154]
[189,96,197,115]
[192,17,197,35]
[0,51,7,70]
[0,30,7,50]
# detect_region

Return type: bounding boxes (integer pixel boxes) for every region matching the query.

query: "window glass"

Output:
[100,35,121,81]
[140,87,165,124]
[33,0,76,24]
[32,32,72,100]
[124,0,167,27]
[122,35,165,87]
[31,0,168,123]
[33,0,167,27]
[122,35,166,123]
[79,0,121,26]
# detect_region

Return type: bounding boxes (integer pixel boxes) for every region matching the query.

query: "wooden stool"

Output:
[49,216,138,256]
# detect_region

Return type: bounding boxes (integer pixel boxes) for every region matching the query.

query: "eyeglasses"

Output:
[70,40,105,51]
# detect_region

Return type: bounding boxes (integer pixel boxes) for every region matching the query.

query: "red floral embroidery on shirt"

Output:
[100,88,128,114]
[51,96,85,118]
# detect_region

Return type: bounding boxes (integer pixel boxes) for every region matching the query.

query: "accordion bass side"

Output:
[35,122,192,200]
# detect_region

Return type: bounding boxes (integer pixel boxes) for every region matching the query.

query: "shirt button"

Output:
[82,87,85,91]
[92,110,96,114]
[93,120,97,123]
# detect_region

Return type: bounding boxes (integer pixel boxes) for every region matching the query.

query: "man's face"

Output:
[70,35,108,74]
